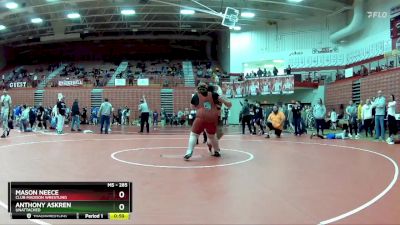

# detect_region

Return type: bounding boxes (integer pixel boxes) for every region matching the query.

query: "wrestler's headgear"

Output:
[197,82,208,94]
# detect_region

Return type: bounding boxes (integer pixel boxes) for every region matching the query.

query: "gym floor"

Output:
[0,125,399,225]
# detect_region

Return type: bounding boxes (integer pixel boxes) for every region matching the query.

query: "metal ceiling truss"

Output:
[0,0,352,45]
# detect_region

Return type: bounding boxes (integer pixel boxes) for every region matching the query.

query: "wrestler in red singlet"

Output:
[184,82,231,160]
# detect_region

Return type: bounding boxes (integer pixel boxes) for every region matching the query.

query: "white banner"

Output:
[137,78,149,86]
[115,78,126,86]
[9,82,27,88]
[222,75,294,98]
[58,79,83,87]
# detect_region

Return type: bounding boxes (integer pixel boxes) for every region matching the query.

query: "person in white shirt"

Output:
[330,109,337,130]
[98,98,112,134]
[138,95,150,133]
[387,95,397,144]
[1,90,12,138]
[361,99,374,137]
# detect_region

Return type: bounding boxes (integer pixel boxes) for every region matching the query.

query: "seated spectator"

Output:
[19,105,31,132]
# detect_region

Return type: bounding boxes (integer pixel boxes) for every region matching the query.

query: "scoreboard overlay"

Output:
[8,182,132,220]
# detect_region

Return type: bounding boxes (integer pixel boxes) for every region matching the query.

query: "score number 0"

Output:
[118,191,125,211]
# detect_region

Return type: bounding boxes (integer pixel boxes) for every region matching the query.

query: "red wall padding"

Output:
[326,68,400,112]
[8,86,196,119]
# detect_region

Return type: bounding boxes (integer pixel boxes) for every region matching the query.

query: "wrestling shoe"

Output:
[264,134,270,139]
[310,133,315,139]
[184,149,193,160]
[212,151,221,157]
[7,130,10,136]
[1,134,5,138]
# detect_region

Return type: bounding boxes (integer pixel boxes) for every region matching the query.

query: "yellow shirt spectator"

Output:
[268,111,286,130]
[357,102,363,120]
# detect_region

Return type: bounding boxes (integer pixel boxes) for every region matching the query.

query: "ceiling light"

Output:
[233,26,241,31]
[121,9,136,15]
[241,12,255,18]
[273,59,284,63]
[180,9,195,15]
[288,0,303,2]
[191,29,197,32]
[0,25,6,30]
[5,2,18,9]
[67,13,80,19]
[31,18,43,24]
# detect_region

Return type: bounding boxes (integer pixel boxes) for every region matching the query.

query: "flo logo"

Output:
[367,11,388,18]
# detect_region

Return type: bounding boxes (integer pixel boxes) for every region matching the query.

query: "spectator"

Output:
[273,66,278,76]
[286,65,291,75]
[240,99,252,135]
[313,99,326,135]
[71,99,81,132]
[373,90,386,141]
[330,108,337,130]
[98,98,112,134]
[56,94,67,135]
[19,105,30,132]
[346,100,359,139]
[362,99,373,137]
[138,95,150,133]
[387,94,397,144]
[292,101,302,136]
[265,105,286,138]
[153,110,159,129]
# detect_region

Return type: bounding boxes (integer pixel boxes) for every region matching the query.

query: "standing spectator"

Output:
[98,98,112,134]
[387,95,397,144]
[346,100,359,139]
[36,103,46,130]
[19,105,30,132]
[91,106,99,125]
[253,103,265,135]
[292,101,302,136]
[138,95,150,133]
[82,107,87,125]
[273,66,278,76]
[160,108,167,127]
[357,100,363,134]
[373,90,386,141]
[223,107,229,126]
[362,99,373,137]
[286,65,291,75]
[71,99,81,132]
[29,107,36,130]
[313,99,326,136]
[240,99,252,135]
[0,90,12,138]
[264,105,286,138]
[330,108,338,130]
[56,93,67,135]
[153,110,159,129]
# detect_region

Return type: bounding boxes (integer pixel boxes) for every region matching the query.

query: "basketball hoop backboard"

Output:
[222,7,239,28]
